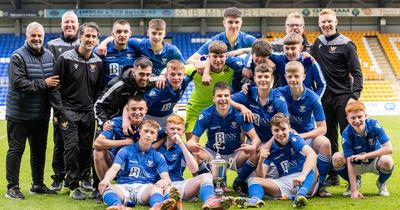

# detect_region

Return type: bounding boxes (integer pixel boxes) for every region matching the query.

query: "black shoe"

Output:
[89,189,102,203]
[324,175,340,186]
[70,188,86,200]
[232,178,248,196]
[5,186,25,199]
[50,180,63,191]
[80,179,93,192]
[29,184,57,195]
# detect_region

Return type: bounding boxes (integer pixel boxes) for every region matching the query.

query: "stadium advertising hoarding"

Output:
[43,8,400,18]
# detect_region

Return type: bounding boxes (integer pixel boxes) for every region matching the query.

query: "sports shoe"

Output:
[169,186,183,210]
[292,195,307,208]
[106,204,132,210]
[89,189,102,203]
[70,188,86,200]
[232,178,248,196]
[220,196,235,209]
[29,184,57,195]
[150,198,177,210]
[80,179,93,192]
[50,180,63,191]
[234,197,265,208]
[376,180,389,196]
[317,184,331,197]
[324,175,340,186]
[5,186,25,200]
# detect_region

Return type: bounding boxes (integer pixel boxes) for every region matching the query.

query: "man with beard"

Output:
[52,22,103,200]
[5,21,58,200]
[46,10,81,192]
[311,9,363,186]
[95,20,136,89]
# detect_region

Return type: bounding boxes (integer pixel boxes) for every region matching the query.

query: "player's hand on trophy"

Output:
[103,120,113,131]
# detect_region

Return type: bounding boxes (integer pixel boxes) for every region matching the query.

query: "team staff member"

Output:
[46,10,82,192]
[52,22,103,200]
[311,9,363,185]
[5,22,58,199]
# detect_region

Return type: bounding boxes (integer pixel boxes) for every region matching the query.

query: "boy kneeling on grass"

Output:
[332,101,394,198]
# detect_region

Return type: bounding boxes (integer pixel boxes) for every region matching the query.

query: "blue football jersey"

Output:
[269,53,326,96]
[114,142,168,184]
[95,42,136,89]
[278,86,325,134]
[157,143,185,182]
[264,133,307,177]
[192,105,254,155]
[128,38,185,76]
[196,32,256,55]
[231,87,288,143]
[145,75,192,117]
[342,118,389,164]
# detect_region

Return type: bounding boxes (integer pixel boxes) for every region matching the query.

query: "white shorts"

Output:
[269,172,318,198]
[145,114,172,128]
[304,138,314,146]
[354,158,380,175]
[205,148,240,171]
[171,180,189,199]
[115,183,153,205]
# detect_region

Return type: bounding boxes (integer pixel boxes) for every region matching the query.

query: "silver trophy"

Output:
[210,142,227,195]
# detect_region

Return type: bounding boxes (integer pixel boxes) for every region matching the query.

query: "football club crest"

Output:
[61,121,69,129]
[368,138,374,145]
[58,48,62,52]
[127,53,131,58]
[146,160,154,167]
[90,64,96,72]
[171,153,177,161]
[267,106,273,113]
[162,58,167,65]
[299,105,306,113]
[73,63,79,69]
[329,46,337,53]
[231,121,238,129]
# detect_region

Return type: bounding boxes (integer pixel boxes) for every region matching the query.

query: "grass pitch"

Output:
[0,116,399,210]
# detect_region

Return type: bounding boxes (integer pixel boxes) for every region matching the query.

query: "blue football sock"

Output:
[248,178,264,200]
[317,153,332,185]
[378,165,394,184]
[197,161,210,175]
[149,193,164,207]
[199,181,215,202]
[163,193,170,200]
[237,160,256,181]
[297,169,316,196]
[334,164,349,182]
[103,189,122,206]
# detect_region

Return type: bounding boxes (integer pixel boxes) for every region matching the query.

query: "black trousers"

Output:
[6,119,49,189]
[51,117,65,182]
[60,110,95,189]
[321,94,351,154]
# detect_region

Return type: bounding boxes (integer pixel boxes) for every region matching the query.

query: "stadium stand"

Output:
[0,31,398,107]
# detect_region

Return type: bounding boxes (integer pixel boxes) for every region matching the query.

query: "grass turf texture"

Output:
[0,116,399,210]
